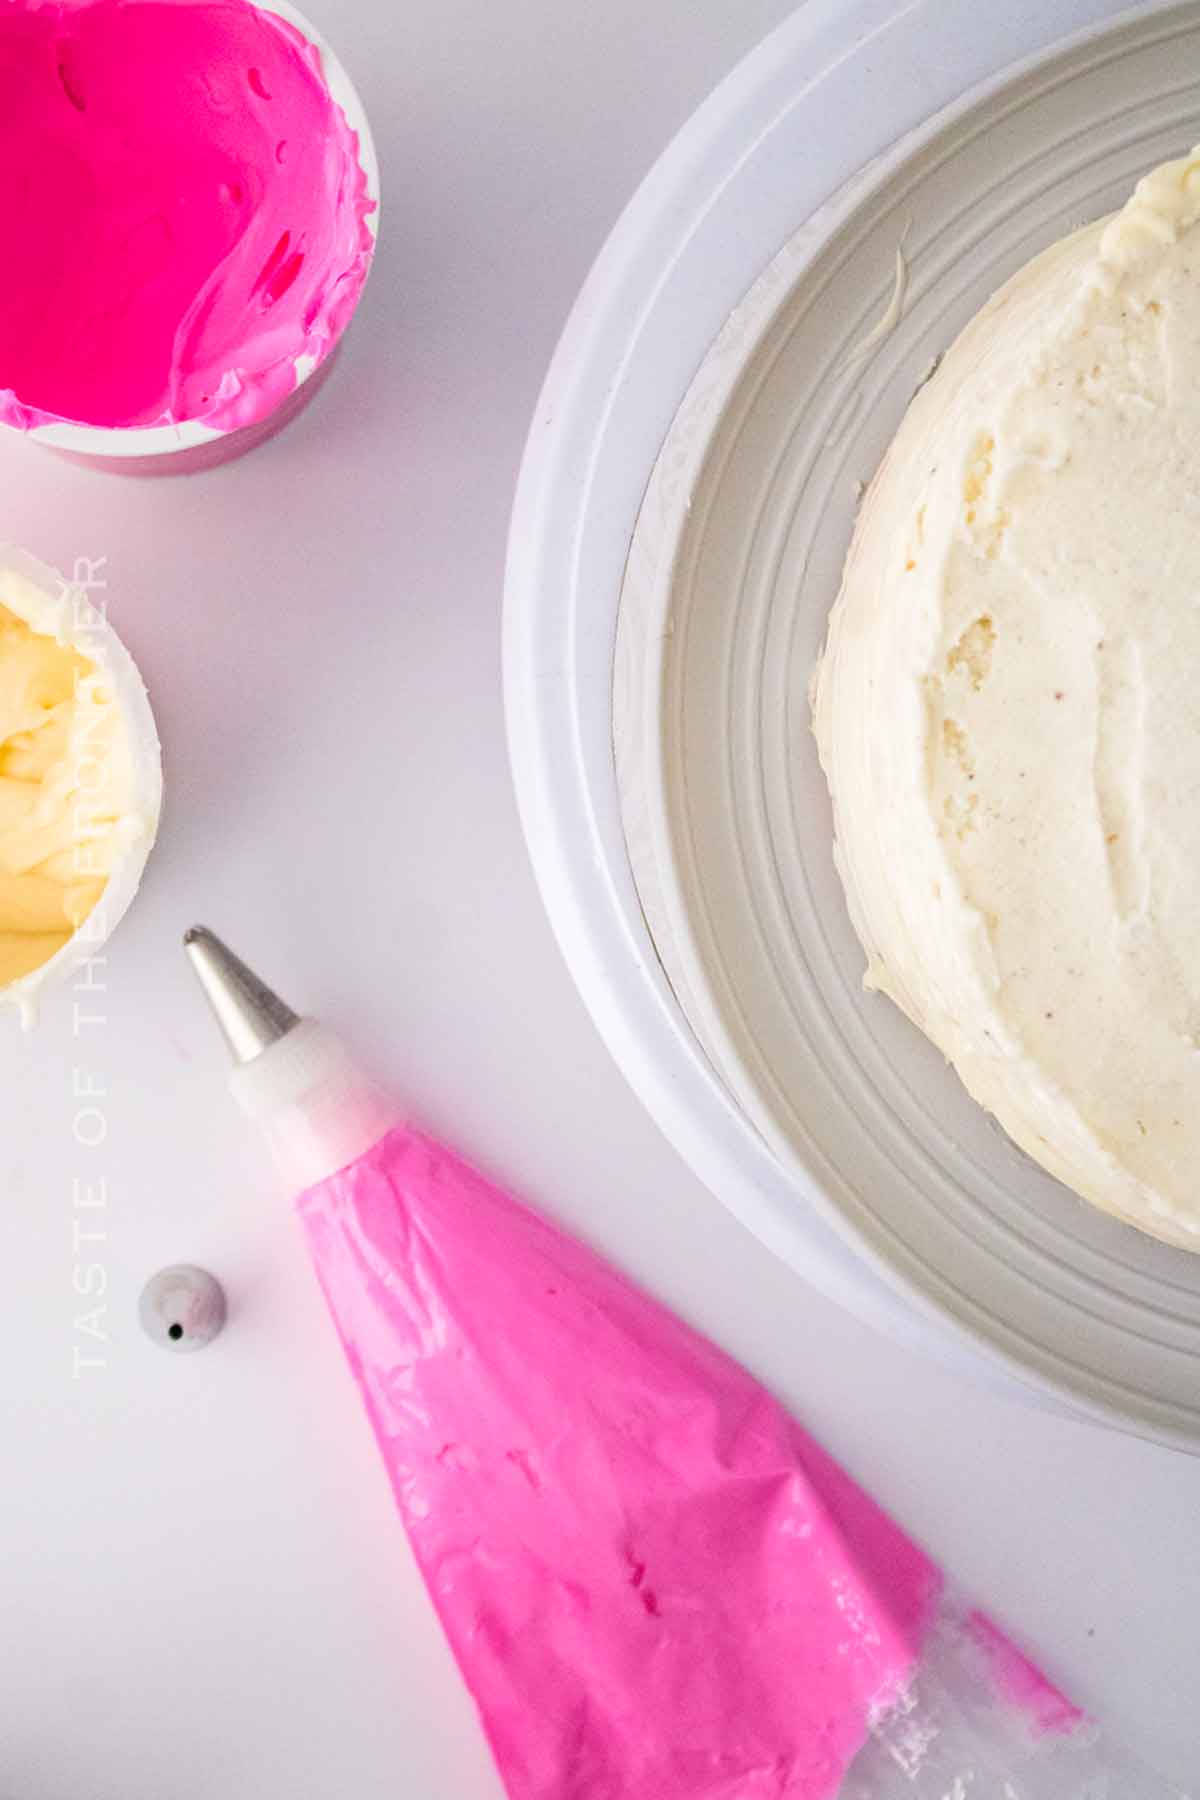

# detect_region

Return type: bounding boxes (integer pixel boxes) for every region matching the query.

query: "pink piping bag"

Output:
[185,927,1188,1800]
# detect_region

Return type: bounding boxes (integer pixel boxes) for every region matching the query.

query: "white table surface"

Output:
[2,3,1197,1795]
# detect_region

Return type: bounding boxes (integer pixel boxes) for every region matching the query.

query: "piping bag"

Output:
[185,925,1188,1800]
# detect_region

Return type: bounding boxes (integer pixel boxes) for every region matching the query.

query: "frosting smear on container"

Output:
[0,0,375,432]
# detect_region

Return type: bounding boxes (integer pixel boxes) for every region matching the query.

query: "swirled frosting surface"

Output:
[0,0,374,432]
[814,149,1200,1248]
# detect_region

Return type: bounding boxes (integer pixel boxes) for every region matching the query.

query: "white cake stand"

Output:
[505,0,1200,1449]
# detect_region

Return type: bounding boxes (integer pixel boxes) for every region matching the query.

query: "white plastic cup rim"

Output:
[12,0,381,463]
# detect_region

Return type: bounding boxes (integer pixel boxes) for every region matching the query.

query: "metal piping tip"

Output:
[183,925,301,1066]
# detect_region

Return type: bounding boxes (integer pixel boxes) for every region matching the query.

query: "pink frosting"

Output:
[0,0,375,433]
[966,1610,1087,1739]
[298,1126,942,1800]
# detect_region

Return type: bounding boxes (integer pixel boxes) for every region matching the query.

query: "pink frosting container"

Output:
[0,0,380,473]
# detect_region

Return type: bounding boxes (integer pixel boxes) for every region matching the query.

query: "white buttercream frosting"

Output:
[813,148,1200,1249]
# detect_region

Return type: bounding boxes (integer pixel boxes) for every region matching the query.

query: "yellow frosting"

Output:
[0,602,132,986]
